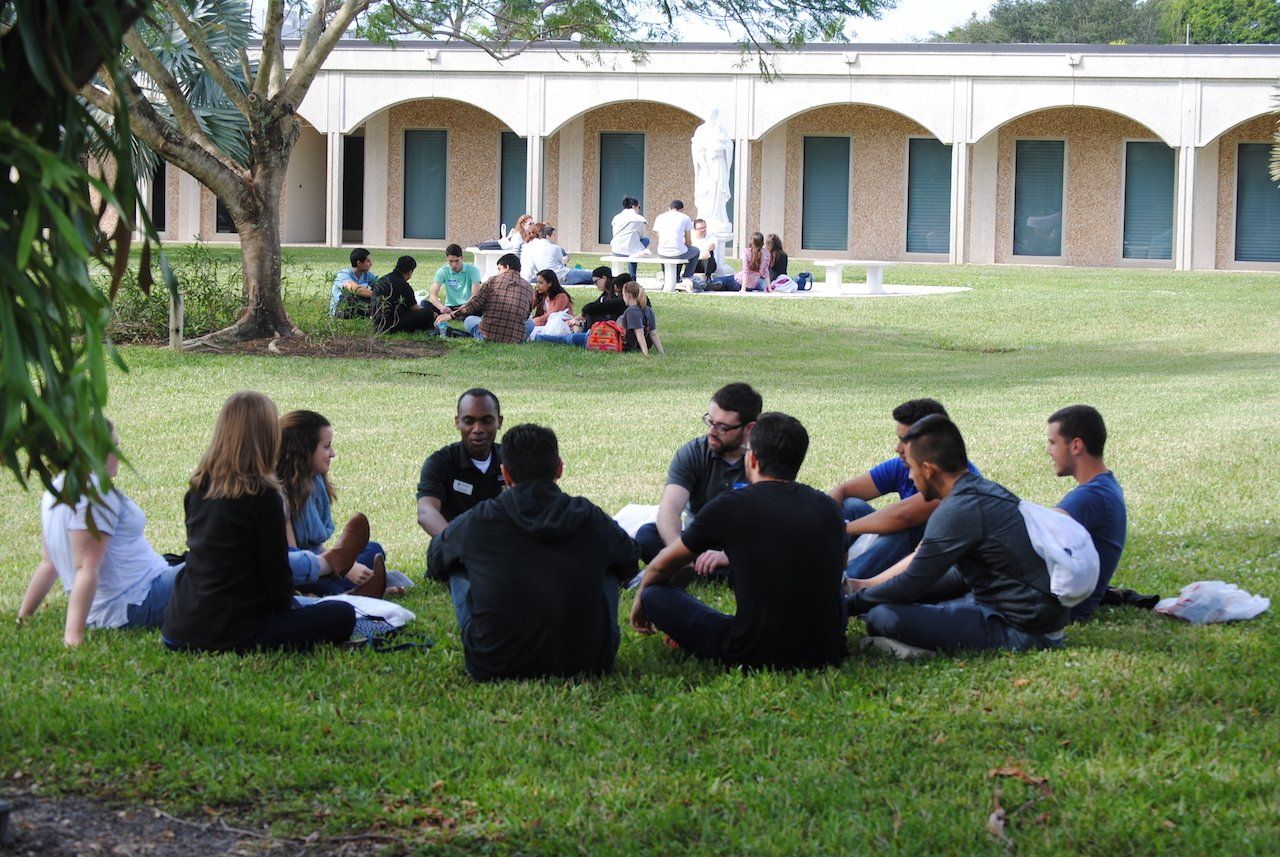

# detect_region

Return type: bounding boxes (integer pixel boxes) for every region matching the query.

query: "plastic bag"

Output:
[1154,580,1270,624]
[771,275,797,293]
[1018,501,1099,607]
[530,309,573,340]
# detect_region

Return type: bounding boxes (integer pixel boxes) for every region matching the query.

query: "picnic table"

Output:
[600,254,687,292]
[815,259,894,295]
[466,246,507,279]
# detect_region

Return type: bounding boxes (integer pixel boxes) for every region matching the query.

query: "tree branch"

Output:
[283,0,369,107]
[253,0,285,98]
[122,29,220,151]
[155,0,252,118]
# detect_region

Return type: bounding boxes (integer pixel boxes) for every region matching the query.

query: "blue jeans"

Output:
[448,572,621,637]
[862,593,1064,653]
[534,332,588,347]
[561,268,594,285]
[639,584,732,660]
[841,498,925,580]
[125,565,182,628]
[464,315,485,340]
[629,236,651,277]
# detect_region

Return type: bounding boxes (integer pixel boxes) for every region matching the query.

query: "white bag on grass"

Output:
[530,309,573,340]
[1018,501,1099,607]
[1155,581,1270,624]
[613,503,659,539]
[771,275,797,293]
[320,594,416,629]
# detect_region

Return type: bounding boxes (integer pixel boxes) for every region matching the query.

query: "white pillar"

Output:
[526,133,544,221]
[758,128,785,240]
[949,142,970,264]
[325,132,343,247]
[1175,142,1218,271]
[176,169,202,242]
[967,133,999,265]
[557,117,584,251]
[733,136,753,254]
[363,112,389,247]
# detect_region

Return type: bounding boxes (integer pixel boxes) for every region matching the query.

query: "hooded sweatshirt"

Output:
[427,479,639,681]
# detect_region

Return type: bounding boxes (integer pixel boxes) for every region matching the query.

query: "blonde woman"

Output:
[162,392,356,653]
[619,282,664,356]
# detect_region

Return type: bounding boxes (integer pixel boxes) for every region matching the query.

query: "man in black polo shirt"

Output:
[372,255,438,334]
[633,383,761,582]
[631,413,848,670]
[417,389,505,540]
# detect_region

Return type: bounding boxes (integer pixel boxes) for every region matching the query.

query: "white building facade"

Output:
[149,41,1280,271]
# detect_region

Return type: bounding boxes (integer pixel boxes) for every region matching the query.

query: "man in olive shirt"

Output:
[417,389,505,541]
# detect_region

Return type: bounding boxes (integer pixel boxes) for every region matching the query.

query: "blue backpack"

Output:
[795,272,814,291]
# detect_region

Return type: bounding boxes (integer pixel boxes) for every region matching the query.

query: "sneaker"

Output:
[859,636,936,660]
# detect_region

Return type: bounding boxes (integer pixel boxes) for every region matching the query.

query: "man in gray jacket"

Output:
[846,414,1068,658]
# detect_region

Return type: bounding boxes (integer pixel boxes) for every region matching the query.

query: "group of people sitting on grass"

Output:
[18,382,1126,677]
[611,197,793,292]
[328,246,662,353]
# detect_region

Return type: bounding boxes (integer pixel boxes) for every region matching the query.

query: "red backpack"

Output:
[586,320,625,352]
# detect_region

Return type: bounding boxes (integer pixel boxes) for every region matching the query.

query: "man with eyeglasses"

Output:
[633,383,762,583]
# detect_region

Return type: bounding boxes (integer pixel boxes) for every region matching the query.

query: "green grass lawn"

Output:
[2,250,1279,853]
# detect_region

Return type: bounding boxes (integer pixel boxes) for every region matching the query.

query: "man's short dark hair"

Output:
[497,252,520,270]
[501,424,559,482]
[670,200,684,210]
[350,247,370,267]
[457,388,500,415]
[902,414,969,474]
[541,224,556,239]
[445,243,463,257]
[892,398,948,426]
[394,255,417,275]
[749,412,808,480]
[711,383,762,424]
[1048,404,1107,457]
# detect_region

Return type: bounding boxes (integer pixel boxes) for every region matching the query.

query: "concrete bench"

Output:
[465,246,508,279]
[600,255,688,292]
[813,259,894,295]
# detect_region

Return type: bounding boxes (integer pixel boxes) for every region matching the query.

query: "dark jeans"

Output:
[639,584,731,660]
[378,305,438,334]
[707,275,741,292]
[295,540,385,597]
[659,246,700,280]
[861,593,1063,653]
[164,601,356,654]
[635,522,732,582]
[841,498,925,579]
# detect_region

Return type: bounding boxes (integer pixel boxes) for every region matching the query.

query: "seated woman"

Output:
[610,196,651,278]
[735,232,771,292]
[619,282,665,356]
[580,268,628,328]
[766,233,788,284]
[162,392,356,653]
[476,213,533,250]
[526,269,575,339]
[277,410,390,598]
[18,421,181,646]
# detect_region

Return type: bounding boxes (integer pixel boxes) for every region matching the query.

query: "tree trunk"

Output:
[183,146,299,349]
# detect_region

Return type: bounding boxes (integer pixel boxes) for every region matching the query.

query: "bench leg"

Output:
[664,263,678,292]
[610,260,626,277]
[822,265,843,294]
[866,266,885,295]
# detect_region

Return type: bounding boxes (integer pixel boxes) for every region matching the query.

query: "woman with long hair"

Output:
[527,268,575,339]
[580,267,627,328]
[162,392,356,653]
[618,281,665,356]
[735,231,770,292]
[277,410,386,598]
[766,233,788,283]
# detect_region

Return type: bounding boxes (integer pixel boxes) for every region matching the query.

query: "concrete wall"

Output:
[994,107,1165,266]
[385,99,509,247]
[284,125,327,243]
[1215,114,1279,271]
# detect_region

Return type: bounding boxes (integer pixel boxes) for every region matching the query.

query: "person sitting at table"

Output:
[523,224,593,285]
[371,255,438,334]
[428,244,482,313]
[476,214,533,251]
[329,247,377,318]
[610,196,651,278]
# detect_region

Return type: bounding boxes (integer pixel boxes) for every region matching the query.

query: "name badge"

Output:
[452,479,474,496]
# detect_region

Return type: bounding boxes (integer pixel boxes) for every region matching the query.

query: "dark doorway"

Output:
[149,160,167,231]
[343,136,364,235]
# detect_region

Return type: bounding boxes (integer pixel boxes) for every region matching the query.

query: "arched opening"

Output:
[1209,113,1280,270]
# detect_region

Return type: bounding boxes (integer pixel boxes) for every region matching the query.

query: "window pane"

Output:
[1122,142,1175,260]
[1235,143,1280,263]
[802,136,850,251]
[404,130,447,240]
[906,138,951,253]
[598,133,645,245]
[1013,140,1064,256]
[500,132,527,236]
[149,160,166,231]
[215,197,236,233]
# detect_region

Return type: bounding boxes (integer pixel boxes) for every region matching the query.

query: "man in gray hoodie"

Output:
[427,423,639,681]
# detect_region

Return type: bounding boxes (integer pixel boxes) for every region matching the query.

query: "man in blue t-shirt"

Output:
[329,247,378,318]
[1046,404,1127,623]
[828,398,980,580]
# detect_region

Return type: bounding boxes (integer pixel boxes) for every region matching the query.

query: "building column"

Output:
[757,128,785,243]
[324,131,344,247]
[966,133,999,265]
[176,169,202,243]
[557,117,584,251]
[733,136,753,253]
[525,133,544,221]
[363,112,389,247]
[948,142,970,264]
[1175,142,1218,271]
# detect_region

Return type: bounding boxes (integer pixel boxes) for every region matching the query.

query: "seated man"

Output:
[632,413,848,670]
[427,424,639,681]
[690,218,719,282]
[829,398,979,580]
[634,383,762,582]
[417,389,505,541]
[1046,404,1127,623]
[371,255,438,334]
[435,254,533,345]
[847,415,1069,657]
[427,243,482,313]
[329,247,377,318]
[652,200,699,282]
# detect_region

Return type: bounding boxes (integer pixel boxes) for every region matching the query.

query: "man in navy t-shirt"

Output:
[828,398,980,580]
[1046,405,1127,622]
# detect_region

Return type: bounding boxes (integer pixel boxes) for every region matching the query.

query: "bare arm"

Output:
[846,549,917,593]
[427,281,447,313]
[64,530,110,646]
[828,472,881,503]
[417,496,450,538]
[631,538,698,633]
[18,541,59,623]
[655,483,691,547]
[845,493,937,537]
[649,330,665,355]
[346,281,373,298]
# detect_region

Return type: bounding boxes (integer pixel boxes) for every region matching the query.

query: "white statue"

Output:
[691,109,734,240]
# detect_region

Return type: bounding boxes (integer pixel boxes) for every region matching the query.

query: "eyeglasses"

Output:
[703,413,744,434]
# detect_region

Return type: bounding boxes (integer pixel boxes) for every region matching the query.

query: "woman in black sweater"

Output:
[162,391,356,653]
[579,268,629,328]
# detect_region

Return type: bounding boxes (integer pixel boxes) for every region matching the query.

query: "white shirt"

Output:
[692,234,718,264]
[41,476,170,629]
[471,454,493,474]
[610,209,649,256]
[653,210,694,256]
[522,238,569,281]
[497,227,524,250]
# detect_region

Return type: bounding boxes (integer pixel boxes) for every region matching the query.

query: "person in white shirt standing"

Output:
[610,196,651,278]
[652,200,699,285]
